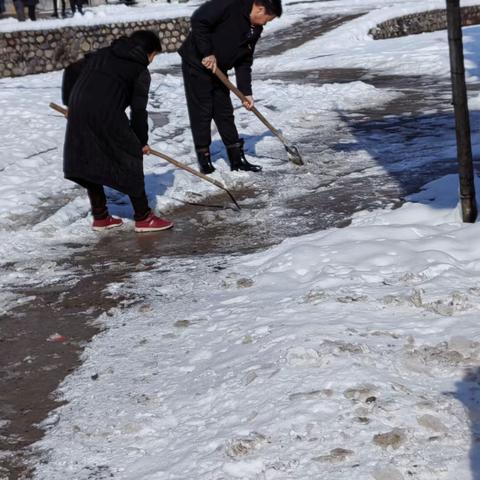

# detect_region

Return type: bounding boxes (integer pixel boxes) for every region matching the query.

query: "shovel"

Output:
[149,148,240,210]
[48,102,241,211]
[214,68,304,166]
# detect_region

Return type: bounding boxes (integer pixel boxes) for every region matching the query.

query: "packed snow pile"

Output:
[31,175,480,480]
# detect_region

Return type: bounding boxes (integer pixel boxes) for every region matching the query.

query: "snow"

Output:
[0,2,195,32]
[28,176,480,480]
[257,0,480,78]
[1,0,480,478]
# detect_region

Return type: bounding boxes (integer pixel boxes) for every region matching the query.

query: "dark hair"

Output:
[130,30,162,54]
[255,0,282,17]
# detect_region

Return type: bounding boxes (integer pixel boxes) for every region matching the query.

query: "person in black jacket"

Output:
[179,0,282,175]
[62,30,173,233]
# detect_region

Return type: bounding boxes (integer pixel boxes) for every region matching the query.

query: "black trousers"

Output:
[69,0,83,14]
[182,60,240,150]
[13,1,35,20]
[52,0,66,16]
[71,178,150,221]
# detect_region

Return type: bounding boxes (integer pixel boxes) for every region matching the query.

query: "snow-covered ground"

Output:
[0,2,196,32]
[1,0,480,478]
[30,176,480,480]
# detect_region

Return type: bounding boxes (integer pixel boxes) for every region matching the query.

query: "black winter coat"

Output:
[62,38,150,196]
[178,0,262,96]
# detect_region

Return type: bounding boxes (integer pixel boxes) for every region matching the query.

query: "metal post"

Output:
[446,0,477,222]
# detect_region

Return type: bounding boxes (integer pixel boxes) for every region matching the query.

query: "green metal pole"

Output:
[446,0,477,222]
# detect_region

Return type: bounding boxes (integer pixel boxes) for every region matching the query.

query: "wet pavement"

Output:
[255,13,365,57]
[1,272,119,479]
[2,12,480,480]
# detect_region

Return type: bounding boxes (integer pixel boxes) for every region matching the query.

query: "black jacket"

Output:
[62,38,150,196]
[178,0,262,96]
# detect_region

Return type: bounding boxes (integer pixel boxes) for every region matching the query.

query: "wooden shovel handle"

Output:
[213,69,284,142]
[214,68,249,103]
[49,102,67,116]
[150,148,224,190]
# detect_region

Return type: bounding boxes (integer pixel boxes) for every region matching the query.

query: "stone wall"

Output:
[0,16,190,77]
[369,5,480,39]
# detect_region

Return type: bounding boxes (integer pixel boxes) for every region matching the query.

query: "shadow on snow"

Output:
[455,367,480,479]
[332,106,480,211]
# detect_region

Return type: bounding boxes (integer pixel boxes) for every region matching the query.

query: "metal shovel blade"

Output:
[285,143,304,166]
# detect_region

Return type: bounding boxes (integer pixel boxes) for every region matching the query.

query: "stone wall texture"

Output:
[369,5,480,39]
[0,16,190,78]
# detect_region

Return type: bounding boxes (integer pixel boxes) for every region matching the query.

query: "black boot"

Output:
[226,139,262,172]
[196,147,215,175]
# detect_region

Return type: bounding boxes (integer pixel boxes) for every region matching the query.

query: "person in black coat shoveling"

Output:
[179,0,282,175]
[62,30,173,233]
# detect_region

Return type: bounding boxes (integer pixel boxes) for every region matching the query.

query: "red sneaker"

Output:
[135,212,174,233]
[92,215,123,231]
